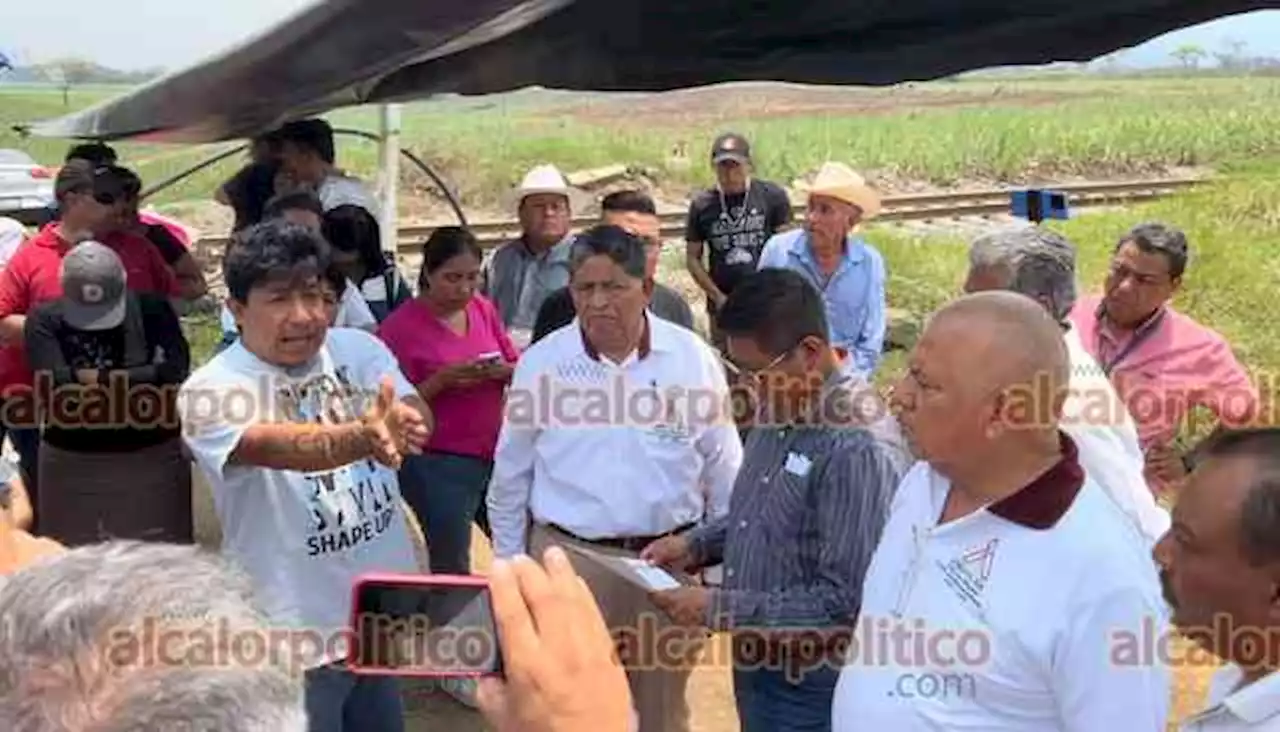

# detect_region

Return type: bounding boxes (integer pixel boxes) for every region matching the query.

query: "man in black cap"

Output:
[684,133,792,350]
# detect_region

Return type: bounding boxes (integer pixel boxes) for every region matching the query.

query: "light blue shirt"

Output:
[757,229,887,378]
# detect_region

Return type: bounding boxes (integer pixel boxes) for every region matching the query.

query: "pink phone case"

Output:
[346,572,498,678]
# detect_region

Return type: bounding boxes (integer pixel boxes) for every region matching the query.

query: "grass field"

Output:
[8,76,1277,729]
[4,76,1280,217]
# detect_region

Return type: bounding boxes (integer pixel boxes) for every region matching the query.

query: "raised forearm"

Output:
[230,421,373,472]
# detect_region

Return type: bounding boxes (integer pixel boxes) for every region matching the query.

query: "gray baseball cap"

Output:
[61,241,127,331]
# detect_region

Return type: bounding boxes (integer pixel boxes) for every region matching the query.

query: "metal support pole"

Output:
[377,104,402,255]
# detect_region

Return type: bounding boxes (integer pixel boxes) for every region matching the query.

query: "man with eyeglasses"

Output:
[642,268,906,732]
[1069,222,1259,496]
[0,161,180,526]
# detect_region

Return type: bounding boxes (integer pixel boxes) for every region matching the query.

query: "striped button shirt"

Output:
[686,366,908,631]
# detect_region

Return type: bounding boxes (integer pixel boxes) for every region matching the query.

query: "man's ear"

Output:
[227,297,246,330]
[642,278,655,300]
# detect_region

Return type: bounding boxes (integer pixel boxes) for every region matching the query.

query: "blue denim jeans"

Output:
[398,451,493,575]
[733,665,840,732]
[304,662,404,732]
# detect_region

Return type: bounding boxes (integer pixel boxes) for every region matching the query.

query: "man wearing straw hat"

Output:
[482,164,582,347]
[757,162,887,380]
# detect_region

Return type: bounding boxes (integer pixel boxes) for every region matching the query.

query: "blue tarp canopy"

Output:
[27,0,1273,144]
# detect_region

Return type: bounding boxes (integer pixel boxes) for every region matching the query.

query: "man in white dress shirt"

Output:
[963,225,1169,544]
[1157,427,1280,731]
[487,223,743,732]
[831,291,1170,732]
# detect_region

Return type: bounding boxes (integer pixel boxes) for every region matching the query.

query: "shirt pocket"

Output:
[756,467,811,549]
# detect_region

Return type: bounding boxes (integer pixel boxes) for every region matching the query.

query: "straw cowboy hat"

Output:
[797,162,882,220]
[503,164,589,210]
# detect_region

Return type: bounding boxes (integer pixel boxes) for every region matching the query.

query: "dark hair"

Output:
[1119,222,1189,279]
[418,226,483,289]
[323,205,385,275]
[568,225,647,279]
[54,160,99,202]
[224,219,331,303]
[263,191,324,221]
[1194,428,1280,565]
[276,119,335,165]
[717,268,829,355]
[323,264,348,299]
[103,165,142,200]
[64,142,118,167]
[601,190,656,216]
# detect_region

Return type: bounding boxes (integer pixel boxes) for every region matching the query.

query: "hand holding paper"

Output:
[649,586,711,628]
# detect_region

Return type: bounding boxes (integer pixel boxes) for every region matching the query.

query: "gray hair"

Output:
[0,541,306,732]
[1119,222,1189,278]
[968,226,1077,323]
[568,225,647,280]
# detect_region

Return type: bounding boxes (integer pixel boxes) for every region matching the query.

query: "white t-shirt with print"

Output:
[178,328,419,669]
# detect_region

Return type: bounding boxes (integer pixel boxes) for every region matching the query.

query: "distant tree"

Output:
[1171,44,1207,71]
[1214,38,1249,71]
[38,58,98,107]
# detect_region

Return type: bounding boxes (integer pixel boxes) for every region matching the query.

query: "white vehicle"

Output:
[0,149,54,226]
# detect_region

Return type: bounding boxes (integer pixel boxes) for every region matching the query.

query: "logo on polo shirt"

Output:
[937,539,999,613]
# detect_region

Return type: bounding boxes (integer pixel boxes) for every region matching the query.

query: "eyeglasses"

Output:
[720,346,794,381]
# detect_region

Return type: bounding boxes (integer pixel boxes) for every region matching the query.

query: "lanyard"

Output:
[1097,307,1166,377]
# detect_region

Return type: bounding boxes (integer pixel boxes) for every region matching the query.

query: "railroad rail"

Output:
[193,177,1205,257]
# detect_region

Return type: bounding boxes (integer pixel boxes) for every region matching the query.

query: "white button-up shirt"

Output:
[832,434,1171,731]
[1062,325,1170,544]
[1182,665,1280,731]
[487,313,743,558]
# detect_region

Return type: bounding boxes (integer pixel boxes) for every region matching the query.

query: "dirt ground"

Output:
[537,82,1095,129]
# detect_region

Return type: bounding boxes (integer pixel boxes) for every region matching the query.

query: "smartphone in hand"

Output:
[474,351,504,367]
[347,573,502,678]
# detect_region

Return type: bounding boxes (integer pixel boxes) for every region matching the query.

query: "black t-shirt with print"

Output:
[684,180,793,296]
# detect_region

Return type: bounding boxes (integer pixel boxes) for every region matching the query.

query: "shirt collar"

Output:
[1192,665,1280,726]
[1094,299,1167,345]
[790,230,867,267]
[579,312,656,363]
[986,432,1085,530]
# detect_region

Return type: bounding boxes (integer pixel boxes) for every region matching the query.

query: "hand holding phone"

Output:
[476,550,634,732]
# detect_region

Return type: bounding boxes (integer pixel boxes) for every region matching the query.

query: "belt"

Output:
[731,627,851,676]
[547,522,697,553]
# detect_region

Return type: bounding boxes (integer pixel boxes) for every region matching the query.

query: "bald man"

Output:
[831,291,1170,732]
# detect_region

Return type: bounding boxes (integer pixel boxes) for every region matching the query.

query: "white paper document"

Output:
[562,543,685,591]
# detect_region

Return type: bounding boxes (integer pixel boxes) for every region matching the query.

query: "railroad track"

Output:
[193,177,1205,257]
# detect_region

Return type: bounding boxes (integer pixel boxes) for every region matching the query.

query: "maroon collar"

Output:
[987,432,1085,530]
[580,317,652,362]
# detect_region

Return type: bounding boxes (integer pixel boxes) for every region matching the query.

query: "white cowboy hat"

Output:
[503,164,589,210]
[796,162,882,220]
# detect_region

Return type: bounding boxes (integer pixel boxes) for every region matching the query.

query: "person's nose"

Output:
[1152,532,1173,569]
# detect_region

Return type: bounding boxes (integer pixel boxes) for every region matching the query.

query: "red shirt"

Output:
[0,227,179,394]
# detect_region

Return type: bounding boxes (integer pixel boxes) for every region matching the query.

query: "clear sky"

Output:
[4,2,1279,71]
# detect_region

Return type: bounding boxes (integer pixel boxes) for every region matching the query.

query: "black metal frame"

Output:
[134,127,469,227]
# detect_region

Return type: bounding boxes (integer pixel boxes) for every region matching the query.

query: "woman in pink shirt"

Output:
[378,226,519,575]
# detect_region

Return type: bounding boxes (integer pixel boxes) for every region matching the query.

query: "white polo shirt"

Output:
[1062,325,1170,545]
[832,433,1171,732]
[1182,665,1280,730]
[487,312,743,558]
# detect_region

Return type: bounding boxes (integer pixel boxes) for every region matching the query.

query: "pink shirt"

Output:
[378,295,519,460]
[138,210,194,248]
[1069,295,1257,480]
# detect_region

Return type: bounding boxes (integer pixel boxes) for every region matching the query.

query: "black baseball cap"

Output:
[711,133,751,164]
